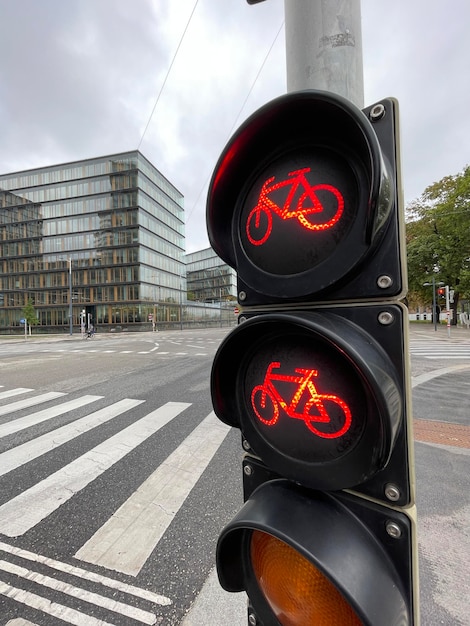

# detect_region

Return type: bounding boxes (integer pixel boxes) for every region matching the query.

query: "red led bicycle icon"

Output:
[246,167,344,246]
[250,362,352,439]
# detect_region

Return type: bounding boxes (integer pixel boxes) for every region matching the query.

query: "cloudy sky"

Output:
[0,0,469,252]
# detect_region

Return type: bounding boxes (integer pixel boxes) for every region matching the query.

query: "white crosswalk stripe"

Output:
[0,387,231,624]
[0,398,143,477]
[0,391,67,417]
[76,411,230,576]
[409,340,470,359]
[0,559,157,625]
[0,401,191,537]
[0,394,102,439]
[0,388,33,401]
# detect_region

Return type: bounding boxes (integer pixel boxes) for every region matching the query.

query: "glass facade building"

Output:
[0,151,186,333]
[186,247,237,302]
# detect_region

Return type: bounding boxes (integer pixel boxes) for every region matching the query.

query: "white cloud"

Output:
[0,0,469,253]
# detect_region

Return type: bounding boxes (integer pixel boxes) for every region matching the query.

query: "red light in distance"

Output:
[246,167,344,246]
[250,361,352,439]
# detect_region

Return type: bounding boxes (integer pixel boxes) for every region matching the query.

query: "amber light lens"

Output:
[251,530,362,626]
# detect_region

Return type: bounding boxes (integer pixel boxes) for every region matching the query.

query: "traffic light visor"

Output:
[211,309,403,491]
[207,90,395,300]
[217,480,411,626]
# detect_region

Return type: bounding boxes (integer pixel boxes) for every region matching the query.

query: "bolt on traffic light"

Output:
[207,90,418,625]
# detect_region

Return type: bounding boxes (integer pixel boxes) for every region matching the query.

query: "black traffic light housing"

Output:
[207,90,417,625]
[218,477,412,626]
[207,91,402,305]
[211,303,411,506]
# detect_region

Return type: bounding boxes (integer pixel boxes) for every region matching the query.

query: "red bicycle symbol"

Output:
[250,362,352,439]
[246,167,344,246]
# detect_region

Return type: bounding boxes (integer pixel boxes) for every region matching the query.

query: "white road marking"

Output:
[76,411,230,576]
[0,395,102,439]
[0,391,66,418]
[0,402,191,536]
[0,560,157,625]
[422,355,470,359]
[0,541,171,605]
[0,398,143,476]
[0,388,33,401]
[412,363,470,387]
[0,581,114,626]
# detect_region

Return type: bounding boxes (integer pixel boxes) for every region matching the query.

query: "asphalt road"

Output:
[0,329,241,625]
[0,324,468,625]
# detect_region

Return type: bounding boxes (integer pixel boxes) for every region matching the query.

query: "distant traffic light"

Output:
[207,90,418,625]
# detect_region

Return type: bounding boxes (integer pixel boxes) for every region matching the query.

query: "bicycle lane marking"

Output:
[412,364,470,450]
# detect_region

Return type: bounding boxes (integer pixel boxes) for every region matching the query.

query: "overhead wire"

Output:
[135,0,284,236]
[137,0,200,150]
[185,18,285,227]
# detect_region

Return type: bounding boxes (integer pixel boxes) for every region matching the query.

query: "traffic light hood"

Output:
[211,309,403,492]
[217,480,410,626]
[206,90,398,302]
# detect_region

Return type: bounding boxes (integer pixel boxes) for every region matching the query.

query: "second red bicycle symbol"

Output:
[250,361,352,439]
[246,167,345,246]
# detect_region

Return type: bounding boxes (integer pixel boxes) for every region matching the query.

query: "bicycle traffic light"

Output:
[207,90,418,625]
[207,90,401,306]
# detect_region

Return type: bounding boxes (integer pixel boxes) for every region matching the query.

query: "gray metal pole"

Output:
[68,258,73,336]
[284,0,364,108]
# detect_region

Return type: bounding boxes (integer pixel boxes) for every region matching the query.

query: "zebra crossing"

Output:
[0,333,226,360]
[0,385,233,625]
[0,344,209,358]
[409,338,470,360]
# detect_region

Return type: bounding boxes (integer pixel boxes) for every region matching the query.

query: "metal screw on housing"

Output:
[378,311,394,326]
[242,439,251,451]
[370,103,386,121]
[239,315,247,324]
[239,291,247,301]
[386,521,402,539]
[244,465,253,477]
[377,274,393,289]
[385,483,401,502]
[248,613,257,626]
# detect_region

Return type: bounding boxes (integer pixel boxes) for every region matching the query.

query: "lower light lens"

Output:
[251,530,362,626]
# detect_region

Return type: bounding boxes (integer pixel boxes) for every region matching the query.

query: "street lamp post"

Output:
[180,279,183,331]
[68,258,73,336]
[151,274,159,332]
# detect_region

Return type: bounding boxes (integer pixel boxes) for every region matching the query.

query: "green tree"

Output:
[406,166,470,321]
[21,299,39,332]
